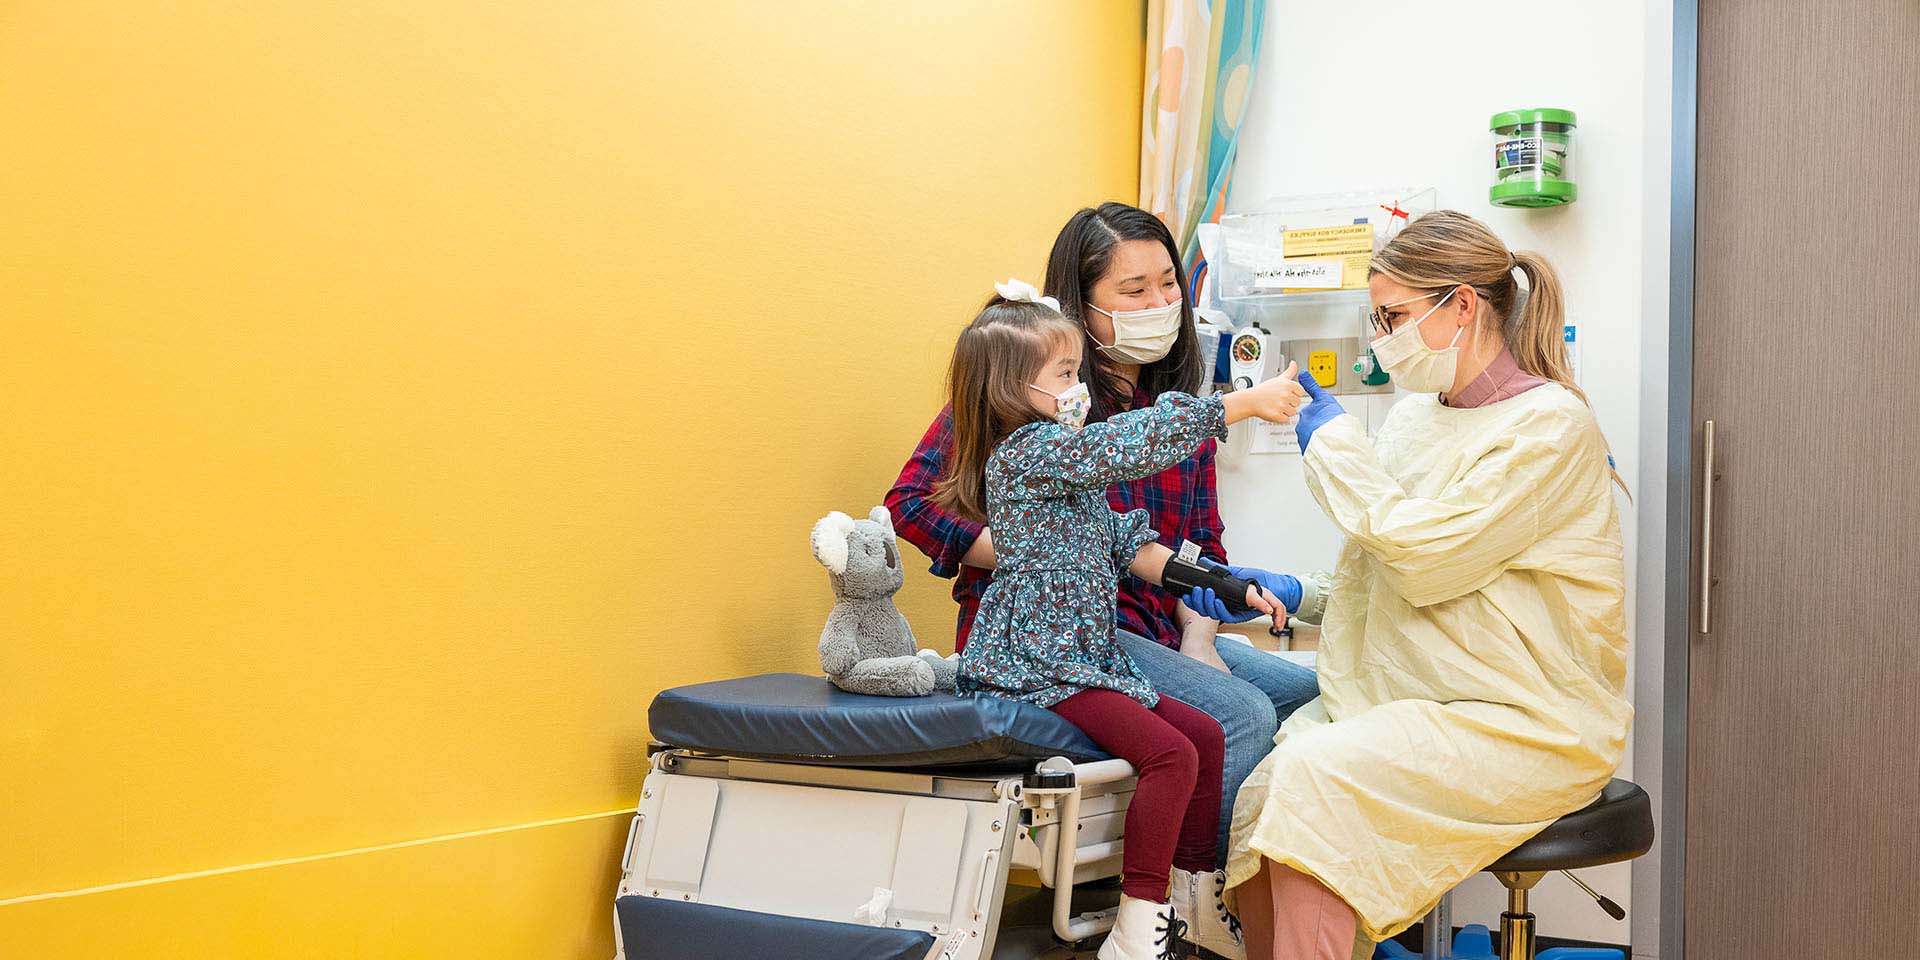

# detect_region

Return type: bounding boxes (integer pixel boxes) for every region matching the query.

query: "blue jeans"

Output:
[1116,630,1320,863]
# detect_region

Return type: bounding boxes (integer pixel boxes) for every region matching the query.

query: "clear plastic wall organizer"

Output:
[1213,187,1437,304]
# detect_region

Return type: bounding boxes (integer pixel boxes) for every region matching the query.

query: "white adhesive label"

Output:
[1253,258,1342,290]
[940,929,972,959]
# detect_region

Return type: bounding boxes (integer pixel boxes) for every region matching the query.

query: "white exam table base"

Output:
[614,748,1137,960]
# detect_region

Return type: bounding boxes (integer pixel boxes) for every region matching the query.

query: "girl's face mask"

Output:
[1030,381,1092,430]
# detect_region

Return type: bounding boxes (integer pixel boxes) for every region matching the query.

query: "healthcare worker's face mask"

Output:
[1088,300,1183,364]
[1370,288,1463,394]
[1030,381,1092,430]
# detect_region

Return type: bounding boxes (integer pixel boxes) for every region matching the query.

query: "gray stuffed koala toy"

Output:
[810,506,958,697]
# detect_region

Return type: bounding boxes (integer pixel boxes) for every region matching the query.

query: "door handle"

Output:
[1699,420,1716,634]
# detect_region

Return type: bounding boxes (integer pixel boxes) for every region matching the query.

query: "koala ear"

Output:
[868,505,894,536]
[810,512,855,575]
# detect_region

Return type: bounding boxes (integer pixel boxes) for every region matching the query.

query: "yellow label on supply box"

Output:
[1280,250,1371,292]
[1281,224,1374,257]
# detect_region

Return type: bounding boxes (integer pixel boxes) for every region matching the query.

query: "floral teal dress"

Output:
[958,392,1228,709]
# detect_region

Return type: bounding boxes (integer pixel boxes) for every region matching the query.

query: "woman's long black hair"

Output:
[1041,202,1204,423]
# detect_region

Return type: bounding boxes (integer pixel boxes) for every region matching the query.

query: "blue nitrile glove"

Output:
[1295,370,1347,452]
[1228,564,1303,614]
[1184,565,1303,621]
[1186,585,1261,623]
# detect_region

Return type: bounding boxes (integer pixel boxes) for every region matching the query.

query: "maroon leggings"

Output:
[1050,689,1224,902]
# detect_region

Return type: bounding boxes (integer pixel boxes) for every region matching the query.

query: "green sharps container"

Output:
[1490,108,1577,207]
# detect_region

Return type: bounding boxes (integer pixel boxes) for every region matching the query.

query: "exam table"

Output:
[613,673,1139,960]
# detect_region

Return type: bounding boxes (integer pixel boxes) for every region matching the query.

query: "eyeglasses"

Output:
[1367,292,1443,337]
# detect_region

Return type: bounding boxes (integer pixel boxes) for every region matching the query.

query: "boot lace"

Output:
[1154,908,1189,960]
[1214,872,1243,941]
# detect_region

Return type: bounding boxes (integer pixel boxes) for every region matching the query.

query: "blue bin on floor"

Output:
[1374,924,1624,960]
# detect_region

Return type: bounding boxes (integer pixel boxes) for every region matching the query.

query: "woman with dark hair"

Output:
[887,202,1321,960]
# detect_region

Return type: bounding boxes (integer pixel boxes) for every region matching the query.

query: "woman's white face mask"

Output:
[1370,288,1462,393]
[1088,300,1183,364]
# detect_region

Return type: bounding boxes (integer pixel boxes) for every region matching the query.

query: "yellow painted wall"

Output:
[0,2,1142,956]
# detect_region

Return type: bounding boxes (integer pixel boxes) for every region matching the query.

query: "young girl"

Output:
[931,280,1307,960]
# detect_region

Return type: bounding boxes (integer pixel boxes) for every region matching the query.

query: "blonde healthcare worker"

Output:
[1223,210,1633,960]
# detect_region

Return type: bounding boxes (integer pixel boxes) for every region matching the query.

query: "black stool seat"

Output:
[1487,779,1655,873]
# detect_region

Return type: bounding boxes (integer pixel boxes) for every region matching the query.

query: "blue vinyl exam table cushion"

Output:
[648,673,1110,768]
[617,895,935,960]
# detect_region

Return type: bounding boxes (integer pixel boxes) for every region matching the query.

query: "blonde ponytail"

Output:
[1509,251,1576,399]
[1371,211,1628,496]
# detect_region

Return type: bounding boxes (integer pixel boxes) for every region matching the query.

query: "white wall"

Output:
[1218,0,1673,949]
[1629,3,1675,958]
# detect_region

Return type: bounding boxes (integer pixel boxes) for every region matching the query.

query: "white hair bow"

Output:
[994,278,1061,314]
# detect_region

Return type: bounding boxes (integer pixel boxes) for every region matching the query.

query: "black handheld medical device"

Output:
[1159,541,1262,616]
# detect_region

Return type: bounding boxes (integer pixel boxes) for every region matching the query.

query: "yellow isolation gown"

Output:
[1224,384,1633,945]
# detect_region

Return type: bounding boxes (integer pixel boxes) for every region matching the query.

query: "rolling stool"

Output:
[1382,779,1656,960]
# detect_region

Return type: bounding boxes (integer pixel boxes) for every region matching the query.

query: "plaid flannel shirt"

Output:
[884,389,1228,651]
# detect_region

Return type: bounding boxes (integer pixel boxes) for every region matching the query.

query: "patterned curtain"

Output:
[1139,0,1267,268]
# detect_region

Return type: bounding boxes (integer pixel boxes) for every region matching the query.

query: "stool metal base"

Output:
[1494,871,1546,960]
[1499,910,1535,960]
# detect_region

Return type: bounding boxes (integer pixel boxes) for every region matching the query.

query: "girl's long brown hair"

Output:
[1370,210,1628,496]
[930,296,1082,522]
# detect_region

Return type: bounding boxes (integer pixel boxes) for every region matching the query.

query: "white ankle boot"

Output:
[1096,894,1184,960]
[1169,867,1246,960]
